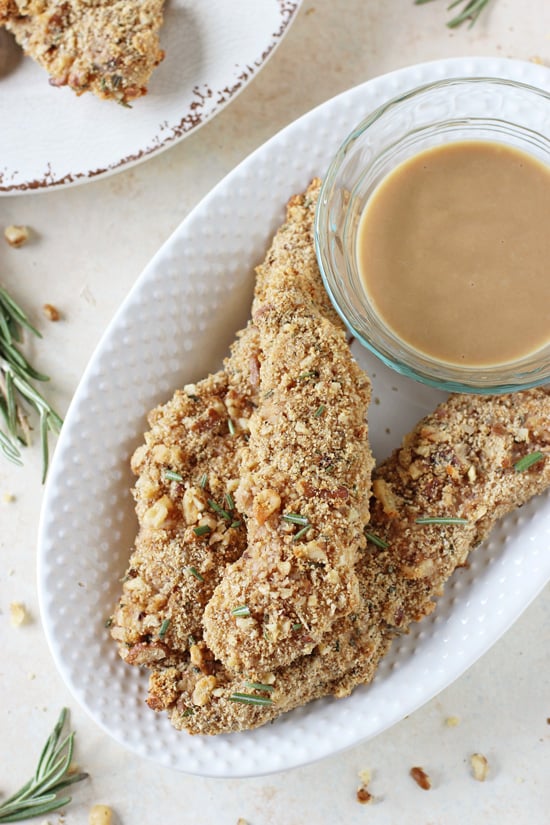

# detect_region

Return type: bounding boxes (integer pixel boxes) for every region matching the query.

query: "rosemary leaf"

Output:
[199,472,208,489]
[164,469,183,482]
[514,451,545,472]
[313,404,326,418]
[415,516,469,525]
[245,681,275,693]
[208,498,232,522]
[364,531,389,549]
[0,708,87,824]
[281,512,309,526]
[228,692,274,707]
[231,604,251,617]
[158,618,170,639]
[186,566,204,581]
[292,524,312,542]
[193,524,211,537]
[414,0,493,28]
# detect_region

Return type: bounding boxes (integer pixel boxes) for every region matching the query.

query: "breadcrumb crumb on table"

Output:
[43,303,61,321]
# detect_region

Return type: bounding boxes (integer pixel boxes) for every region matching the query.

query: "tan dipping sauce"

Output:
[356,141,550,366]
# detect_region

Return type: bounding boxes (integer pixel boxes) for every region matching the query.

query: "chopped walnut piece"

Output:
[4,224,30,247]
[410,766,432,790]
[9,601,28,627]
[43,303,61,321]
[89,804,113,825]
[470,752,489,781]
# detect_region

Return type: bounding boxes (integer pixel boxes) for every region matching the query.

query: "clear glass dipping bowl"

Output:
[314,76,550,394]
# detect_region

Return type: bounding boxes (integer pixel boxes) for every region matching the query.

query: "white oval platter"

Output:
[38,56,550,778]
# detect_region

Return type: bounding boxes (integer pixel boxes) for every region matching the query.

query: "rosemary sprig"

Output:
[415,0,493,28]
[0,285,62,481]
[0,708,88,823]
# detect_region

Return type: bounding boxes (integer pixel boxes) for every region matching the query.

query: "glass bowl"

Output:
[314,76,550,394]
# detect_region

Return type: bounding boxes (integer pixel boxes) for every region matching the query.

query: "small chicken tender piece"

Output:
[148,387,550,734]
[3,0,165,103]
[202,183,374,673]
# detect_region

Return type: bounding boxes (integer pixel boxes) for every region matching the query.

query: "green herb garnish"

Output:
[231,605,251,618]
[228,692,274,707]
[158,618,170,639]
[514,451,545,473]
[164,469,183,483]
[244,681,275,693]
[193,524,211,537]
[365,531,389,549]
[227,418,236,435]
[415,517,469,525]
[224,492,235,511]
[186,566,204,581]
[199,472,208,488]
[313,404,326,418]
[281,513,309,526]
[292,525,312,542]
[0,285,62,481]
[0,708,88,823]
[208,498,232,522]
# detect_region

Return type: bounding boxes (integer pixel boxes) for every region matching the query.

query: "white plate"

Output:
[0,0,301,194]
[38,56,550,778]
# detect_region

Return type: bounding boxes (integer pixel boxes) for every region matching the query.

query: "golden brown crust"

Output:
[4,0,164,102]
[149,387,550,734]
[202,181,374,673]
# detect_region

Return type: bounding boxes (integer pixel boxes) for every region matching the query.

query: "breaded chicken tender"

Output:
[148,387,550,734]
[202,185,374,674]
[3,0,164,103]
[110,336,257,668]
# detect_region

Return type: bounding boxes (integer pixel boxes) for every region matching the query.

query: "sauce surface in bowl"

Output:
[356,141,550,367]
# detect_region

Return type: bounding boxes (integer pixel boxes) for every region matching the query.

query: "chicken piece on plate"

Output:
[202,181,374,674]
[3,0,165,103]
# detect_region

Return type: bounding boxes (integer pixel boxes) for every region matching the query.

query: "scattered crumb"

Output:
[356,767,374,804]
[374,397,380,405]
[43,303,61,322]
[89,804,113,825]
[530,56,547,65]
[236,820,249,825]
[356,786,373,804]
[470,752,489,782]
[546,717,550,725]
[445,715,460,727]
[410,766,432,790]
[2,492,15,503]
[9,601,28,627]
[4,225,30,248]
[28,672,36,680]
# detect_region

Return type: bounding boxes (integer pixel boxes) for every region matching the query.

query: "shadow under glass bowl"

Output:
[314,76,550,394]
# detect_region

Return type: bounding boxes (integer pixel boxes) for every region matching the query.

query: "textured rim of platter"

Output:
[38,56,550,778]
[0,0,301,194]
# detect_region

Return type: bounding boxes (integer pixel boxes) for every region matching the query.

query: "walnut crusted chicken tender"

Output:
[110,365,255,669]
[203,187,374,674]
[3,0,165,103]
[147,387,550,734]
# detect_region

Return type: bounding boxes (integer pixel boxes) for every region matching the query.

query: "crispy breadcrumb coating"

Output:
[148,387,550,734]
[202,183,373,673]
[2,0,164,103]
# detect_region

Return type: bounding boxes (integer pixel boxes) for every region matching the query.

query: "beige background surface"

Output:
[1,1,549,823]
